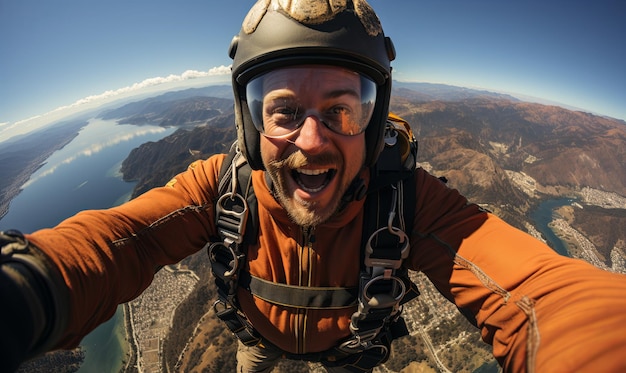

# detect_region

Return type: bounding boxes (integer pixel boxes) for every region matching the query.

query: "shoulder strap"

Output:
[216,142,258,246]
[210,114,420,354]
[338,114,420,360]
[207,142,261,346]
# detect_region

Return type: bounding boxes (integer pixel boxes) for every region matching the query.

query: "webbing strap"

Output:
[209,116,420,363]
[339,120,420,356]
[240,272,358,309]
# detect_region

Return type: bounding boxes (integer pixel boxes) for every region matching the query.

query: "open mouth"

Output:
[292,168,337,193]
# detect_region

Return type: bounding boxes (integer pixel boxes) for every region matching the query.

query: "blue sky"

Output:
[1,0,625,142]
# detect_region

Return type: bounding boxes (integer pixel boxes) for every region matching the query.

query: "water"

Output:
[77,307,128,373]
[1,118,174,231]
[0,118,175,372]
[2,118,575,371]
[529,198,574,257]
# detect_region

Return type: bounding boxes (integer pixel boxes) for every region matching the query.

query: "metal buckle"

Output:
[362,275,406,308]
[384,126,398,147]
[207,242,241,279]
[215,192,248,245]
[337,332,390,358]
[212,298,231,315]
[364,226,409,269]
[347,274,406,347]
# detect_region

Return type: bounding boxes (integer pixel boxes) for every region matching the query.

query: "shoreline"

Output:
[122,304,139,372]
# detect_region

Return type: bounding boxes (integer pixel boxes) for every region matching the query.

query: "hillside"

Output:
[106,85,626,372]
[15,83,625,372]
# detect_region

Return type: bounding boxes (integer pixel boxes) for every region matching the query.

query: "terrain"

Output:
[9,82,626,372]
[112,84,626,372]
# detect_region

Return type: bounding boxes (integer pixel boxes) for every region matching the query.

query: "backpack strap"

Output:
[336,115,420,366]
[208,114,420,364]
[207,142,261,346]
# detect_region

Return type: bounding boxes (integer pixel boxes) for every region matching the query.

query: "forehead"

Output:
[260,65,362,92]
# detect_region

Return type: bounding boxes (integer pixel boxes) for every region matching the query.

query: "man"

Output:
[2,1,626,372]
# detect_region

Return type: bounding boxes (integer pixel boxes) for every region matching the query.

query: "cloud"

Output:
[57,65,232,111]
[1,66,231,143]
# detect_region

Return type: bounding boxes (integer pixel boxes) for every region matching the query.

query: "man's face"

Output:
[255,66,369,226]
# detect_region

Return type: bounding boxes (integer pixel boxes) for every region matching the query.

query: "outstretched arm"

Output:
[409,168,626,372]
[0,154,226,369]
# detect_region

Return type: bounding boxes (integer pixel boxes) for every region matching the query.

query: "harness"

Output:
[207,114,419,371]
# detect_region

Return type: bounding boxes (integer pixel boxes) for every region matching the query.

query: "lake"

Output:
[529,197,574,257]
[0,118,175,373]
[1,117,574,372]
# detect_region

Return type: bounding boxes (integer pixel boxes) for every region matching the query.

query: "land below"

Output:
[8,82,626,372]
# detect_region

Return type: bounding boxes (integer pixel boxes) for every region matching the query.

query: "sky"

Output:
[1,0,625,142]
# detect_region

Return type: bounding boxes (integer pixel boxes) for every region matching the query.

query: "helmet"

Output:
[229,0,396,170]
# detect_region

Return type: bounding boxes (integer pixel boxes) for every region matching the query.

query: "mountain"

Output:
[120,114,236,196]
[108,84,626,372]
[393,81,520,102]
[13,83,626,372]
[99,92,233,128]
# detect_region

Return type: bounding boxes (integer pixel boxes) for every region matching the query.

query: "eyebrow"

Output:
[324,88,360,100]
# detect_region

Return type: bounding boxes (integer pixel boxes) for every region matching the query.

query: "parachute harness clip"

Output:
[207,148,261,346]
[340,181,409,356]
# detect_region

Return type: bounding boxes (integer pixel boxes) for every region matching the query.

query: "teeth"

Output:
[297,168,329,175]
[294,168,333,193]
[301,185,325,193]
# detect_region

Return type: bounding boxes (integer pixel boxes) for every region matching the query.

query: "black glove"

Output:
[0,230,69,372]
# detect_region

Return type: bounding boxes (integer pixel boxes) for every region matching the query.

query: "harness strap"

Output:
[208,114,421,369]
[336,118,420,364]
[240,271,358,309]
[208,142,261,346]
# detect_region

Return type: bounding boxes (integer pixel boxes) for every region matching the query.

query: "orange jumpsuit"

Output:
[27,153,626,372]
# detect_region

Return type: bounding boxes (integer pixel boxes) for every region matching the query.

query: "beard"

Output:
[266,150,358,227]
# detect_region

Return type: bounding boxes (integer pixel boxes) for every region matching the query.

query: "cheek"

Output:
[341,136,366,167]
[260,136,283,165]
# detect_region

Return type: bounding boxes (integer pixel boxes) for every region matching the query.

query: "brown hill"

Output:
[393,97,626,197]
[113,88,626,372]
[121,113,236,197]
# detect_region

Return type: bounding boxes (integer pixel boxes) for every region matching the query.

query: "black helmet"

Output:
[229,0,396,170]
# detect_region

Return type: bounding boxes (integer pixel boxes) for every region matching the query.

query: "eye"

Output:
[325,105,356,125]
[270,104,300,124]
[272,105,296,117]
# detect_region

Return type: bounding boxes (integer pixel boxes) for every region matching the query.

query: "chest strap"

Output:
[240,271,358,309]
[208,115,420,363]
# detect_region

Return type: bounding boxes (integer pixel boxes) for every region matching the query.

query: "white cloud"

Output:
[59,65,232,110]
[0,66,232,143]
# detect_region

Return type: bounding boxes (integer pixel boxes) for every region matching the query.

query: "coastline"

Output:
[118,266,199,372]
[122,304,139,372]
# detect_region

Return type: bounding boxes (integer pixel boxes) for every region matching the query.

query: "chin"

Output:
[278,189,338,227]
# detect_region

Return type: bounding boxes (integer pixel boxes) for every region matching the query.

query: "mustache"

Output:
[268,151,339,170]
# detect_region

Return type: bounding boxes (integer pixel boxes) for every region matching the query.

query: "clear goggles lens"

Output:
[245,66,377,138]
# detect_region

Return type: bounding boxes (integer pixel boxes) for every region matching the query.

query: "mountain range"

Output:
[108,84,626,371]
[8,82,626,372]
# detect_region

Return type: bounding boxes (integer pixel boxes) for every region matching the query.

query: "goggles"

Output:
[245,66,377,138]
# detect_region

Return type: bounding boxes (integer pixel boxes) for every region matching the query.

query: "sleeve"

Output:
[407,167,626,372]
[24,154,227,349]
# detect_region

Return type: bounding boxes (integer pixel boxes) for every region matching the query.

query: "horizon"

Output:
[0,74,621,145]
[2,0,625,141]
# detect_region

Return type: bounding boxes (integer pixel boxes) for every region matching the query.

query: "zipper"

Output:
[295,226,316,353]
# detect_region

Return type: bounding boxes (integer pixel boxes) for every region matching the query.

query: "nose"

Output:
[293,115,328,154]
